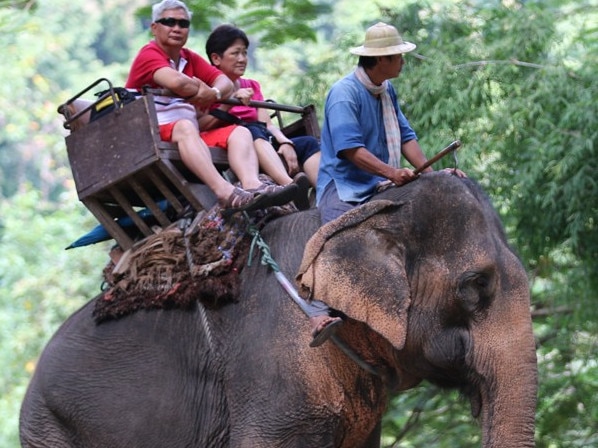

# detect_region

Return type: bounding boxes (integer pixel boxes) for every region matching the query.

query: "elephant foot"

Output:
[309,316,343,347]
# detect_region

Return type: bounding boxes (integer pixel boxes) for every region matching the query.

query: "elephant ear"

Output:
[297,199,411,350]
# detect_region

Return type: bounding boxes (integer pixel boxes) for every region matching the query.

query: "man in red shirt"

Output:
[126,0,298,213]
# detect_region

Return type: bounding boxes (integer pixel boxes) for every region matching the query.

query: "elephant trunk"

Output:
[473,318,537,448]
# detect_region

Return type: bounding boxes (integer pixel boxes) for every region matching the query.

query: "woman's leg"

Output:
[253,138,294,185]
[302,152,320,188]
[226,126,300,207]
[225,126,263,190]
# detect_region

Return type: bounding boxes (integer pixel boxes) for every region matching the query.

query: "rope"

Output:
[247,224,312,316]
[247,223,281,273]
[181,218,215,353]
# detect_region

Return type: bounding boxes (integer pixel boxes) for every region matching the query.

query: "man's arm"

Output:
[188,74,234,110]
[210,74,234,100]
[153,66,203,98]
[343,146,418,186]
[153,69,233,109]
[401,139,432,173]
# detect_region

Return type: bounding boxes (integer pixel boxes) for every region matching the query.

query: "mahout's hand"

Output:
[388,167,418,186]
[441,167,468,178]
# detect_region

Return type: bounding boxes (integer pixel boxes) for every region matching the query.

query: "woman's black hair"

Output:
[205,24,250,64]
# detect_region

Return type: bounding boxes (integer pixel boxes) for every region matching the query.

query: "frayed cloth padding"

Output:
[94,207,242,323]
[94,199,297,323]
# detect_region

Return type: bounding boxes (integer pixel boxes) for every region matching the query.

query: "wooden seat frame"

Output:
[59,79,320,250]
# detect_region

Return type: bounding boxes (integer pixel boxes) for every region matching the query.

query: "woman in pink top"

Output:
[200,25,322,210]
[202,24,342,344]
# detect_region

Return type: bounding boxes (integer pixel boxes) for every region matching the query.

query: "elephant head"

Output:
[297,173,537,447]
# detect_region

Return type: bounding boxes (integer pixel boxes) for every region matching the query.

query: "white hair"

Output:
[151,0,192,22]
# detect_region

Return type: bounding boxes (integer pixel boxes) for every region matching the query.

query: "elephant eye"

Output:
[474,275,489,288]
[457,270,495,316]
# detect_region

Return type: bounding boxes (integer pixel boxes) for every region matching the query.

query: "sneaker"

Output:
[220,187,272,216]
[292,172,311,211]
[267,183,300,207]
[250,182,299,208]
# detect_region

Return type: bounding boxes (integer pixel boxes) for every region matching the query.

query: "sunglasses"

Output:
[155,17,190,29]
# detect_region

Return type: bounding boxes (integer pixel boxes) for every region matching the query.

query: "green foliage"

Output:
[93,3,145,65]
[0,188,109,447]
[0,0,132,201]
[1,0,596,446]
[135,0,328,45]
[232,0,330,47]
[136,0,237,31]
[382,386,480,447]
[0,0,36,8]
[534,321,598,447]
[510,64,597,283]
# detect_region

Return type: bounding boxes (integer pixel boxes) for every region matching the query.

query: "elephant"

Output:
[19,172,537,448]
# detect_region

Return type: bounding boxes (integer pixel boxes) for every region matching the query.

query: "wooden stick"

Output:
[414,140,462,175]
[143,88,306,114]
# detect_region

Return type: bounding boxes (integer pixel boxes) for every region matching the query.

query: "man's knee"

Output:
[172,119,199,139]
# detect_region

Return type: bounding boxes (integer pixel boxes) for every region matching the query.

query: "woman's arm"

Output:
[259,108,299,174]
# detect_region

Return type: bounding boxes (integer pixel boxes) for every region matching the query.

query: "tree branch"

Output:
[453,58,545,69]
[532,306,573,318]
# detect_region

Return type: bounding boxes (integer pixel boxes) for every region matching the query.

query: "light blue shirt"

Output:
[316,71,417,204]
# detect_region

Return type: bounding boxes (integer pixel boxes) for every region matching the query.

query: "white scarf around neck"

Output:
[354,66,402,168]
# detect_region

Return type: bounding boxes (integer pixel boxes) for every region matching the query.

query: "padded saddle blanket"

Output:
[93,202,293,323]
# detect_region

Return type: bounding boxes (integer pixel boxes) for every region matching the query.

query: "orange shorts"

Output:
[159,122,236,150]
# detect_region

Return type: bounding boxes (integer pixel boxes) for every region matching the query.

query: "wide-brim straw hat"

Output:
[350,22,416,56]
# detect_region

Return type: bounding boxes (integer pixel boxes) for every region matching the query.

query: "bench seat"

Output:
[59,85,320,250]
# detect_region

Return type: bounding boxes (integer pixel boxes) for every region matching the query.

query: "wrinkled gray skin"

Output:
[20,173,537,448]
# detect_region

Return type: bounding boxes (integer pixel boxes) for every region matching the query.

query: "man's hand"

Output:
[439,167,468,178]
[187,79,219,110]
[387,167,418,186]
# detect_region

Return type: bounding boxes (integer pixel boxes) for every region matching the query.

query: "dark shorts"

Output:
[317,181,362,225]
[245,122,319,166]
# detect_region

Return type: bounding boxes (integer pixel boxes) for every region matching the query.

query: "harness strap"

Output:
[209,108,245,125]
